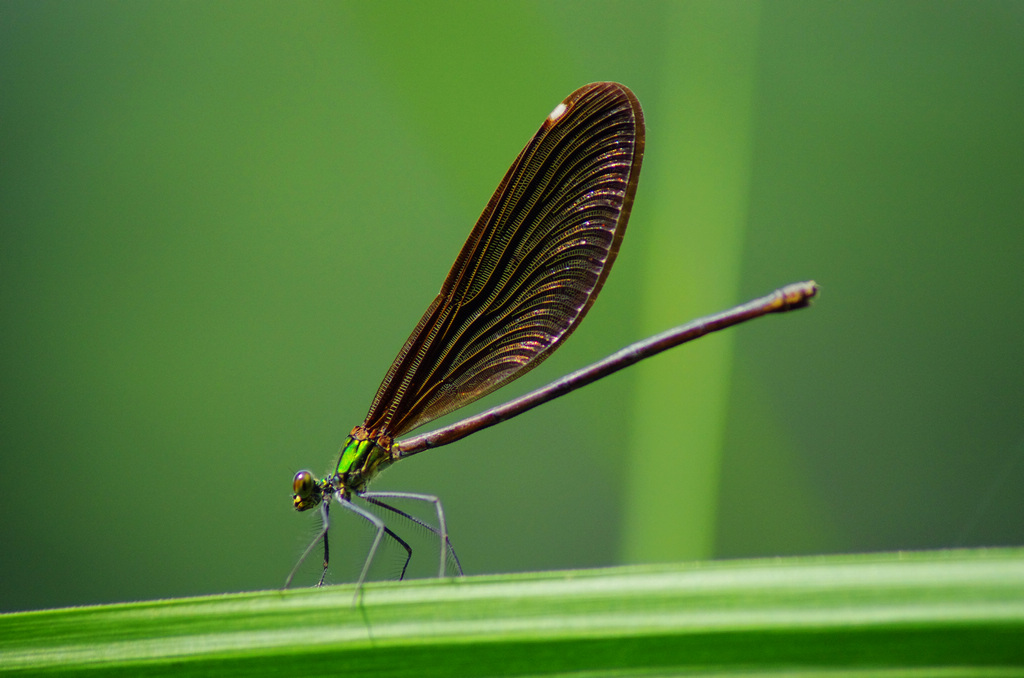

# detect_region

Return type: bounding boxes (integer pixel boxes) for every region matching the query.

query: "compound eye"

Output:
[292,470,315,498]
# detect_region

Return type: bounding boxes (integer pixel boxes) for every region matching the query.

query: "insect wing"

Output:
[365,82,645,438]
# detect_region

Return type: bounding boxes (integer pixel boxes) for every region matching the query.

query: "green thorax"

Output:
[334,426,395,494]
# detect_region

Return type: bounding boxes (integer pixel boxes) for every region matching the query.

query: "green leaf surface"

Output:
[3,548,1023,676]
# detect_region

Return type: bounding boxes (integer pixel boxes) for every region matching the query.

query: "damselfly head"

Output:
[292,470,324,511]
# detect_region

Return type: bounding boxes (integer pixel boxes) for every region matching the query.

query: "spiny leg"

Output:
[362,494,463,577]
[318,511,331,587]
[360,490,461,578]
[284,495,332,589]
[337,495,412,598]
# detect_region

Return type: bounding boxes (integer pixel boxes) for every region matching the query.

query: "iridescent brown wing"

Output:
[363,82,645,438]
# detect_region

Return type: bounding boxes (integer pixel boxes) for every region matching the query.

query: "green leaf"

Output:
[3,548,1023,676]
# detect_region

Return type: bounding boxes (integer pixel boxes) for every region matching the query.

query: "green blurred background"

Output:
[2,1,1022,612]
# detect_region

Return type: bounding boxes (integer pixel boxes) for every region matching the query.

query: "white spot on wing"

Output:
[548,102,567,122]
